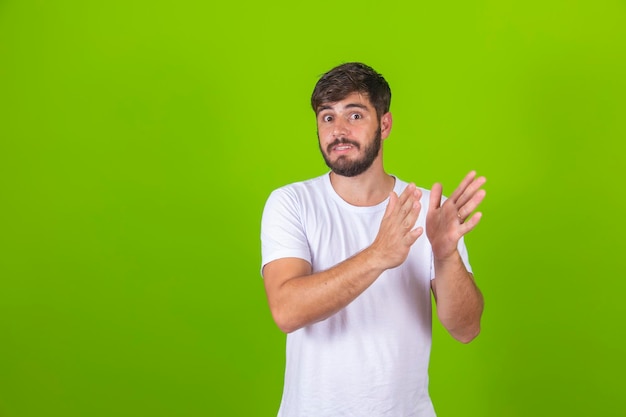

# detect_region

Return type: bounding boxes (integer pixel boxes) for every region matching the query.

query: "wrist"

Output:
[361,245,389,274]
[433,249,462,266]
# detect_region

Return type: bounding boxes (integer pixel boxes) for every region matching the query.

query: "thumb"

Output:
[429,183,442,212]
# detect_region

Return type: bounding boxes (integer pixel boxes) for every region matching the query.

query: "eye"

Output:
[322,114,333,122]
[350,113,362,120]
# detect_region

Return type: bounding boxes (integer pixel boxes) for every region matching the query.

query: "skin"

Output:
[263,92,485,343]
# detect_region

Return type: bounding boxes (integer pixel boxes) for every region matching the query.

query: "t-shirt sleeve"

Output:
[260,188,312,277]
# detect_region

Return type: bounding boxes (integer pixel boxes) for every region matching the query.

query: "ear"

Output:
[380,112,393,139]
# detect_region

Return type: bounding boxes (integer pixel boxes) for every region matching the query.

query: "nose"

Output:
[332,117,350,138]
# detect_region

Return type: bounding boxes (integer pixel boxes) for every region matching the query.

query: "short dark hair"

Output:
[311,62,392,120]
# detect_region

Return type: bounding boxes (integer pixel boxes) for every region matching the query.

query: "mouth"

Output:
[328,139,359,154]
[334,144,354,152]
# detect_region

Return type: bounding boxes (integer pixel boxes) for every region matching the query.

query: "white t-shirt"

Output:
[261,173,471,417]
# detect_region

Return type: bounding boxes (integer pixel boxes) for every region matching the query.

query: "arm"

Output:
[427,171,486,343]
[263,184,423,333]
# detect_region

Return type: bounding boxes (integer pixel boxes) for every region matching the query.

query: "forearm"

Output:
[433,251,484,343]
[265,185,423,334]
[268,247,386,333]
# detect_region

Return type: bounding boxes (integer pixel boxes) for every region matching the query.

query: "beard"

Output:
[319,126,382,178]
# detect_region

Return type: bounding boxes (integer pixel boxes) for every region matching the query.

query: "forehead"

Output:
[316,92,374,113]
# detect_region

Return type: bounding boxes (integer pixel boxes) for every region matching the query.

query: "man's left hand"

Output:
[426,171,486,260]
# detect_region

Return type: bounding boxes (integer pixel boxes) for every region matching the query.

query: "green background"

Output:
[1,0,624,416]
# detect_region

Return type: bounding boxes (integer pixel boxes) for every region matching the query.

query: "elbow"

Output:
[438,302,484,344]
[453,325,481,344]
[439,312,482,344]
[270,306,300,334]
[276,321,298,334]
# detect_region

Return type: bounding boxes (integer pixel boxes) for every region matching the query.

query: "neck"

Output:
[329,163,395,207]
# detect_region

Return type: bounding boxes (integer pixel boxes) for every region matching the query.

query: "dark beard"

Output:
[319,127,382,178]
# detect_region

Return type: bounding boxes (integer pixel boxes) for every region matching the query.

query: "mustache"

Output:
[327,138,360,153]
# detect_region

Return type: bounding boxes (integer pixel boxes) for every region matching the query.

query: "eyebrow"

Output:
[317,103,370,113]
[345,103,369,110]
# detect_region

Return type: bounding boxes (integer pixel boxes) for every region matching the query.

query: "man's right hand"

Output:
[369,184,423,270]
[263,184,423,333]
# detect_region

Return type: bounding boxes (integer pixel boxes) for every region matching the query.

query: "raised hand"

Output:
[426,171,486,260]
[370,183,424,270]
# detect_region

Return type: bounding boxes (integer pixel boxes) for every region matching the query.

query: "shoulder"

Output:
[266,174,328,204]
[392,176,434,204]
[263,174,329,215]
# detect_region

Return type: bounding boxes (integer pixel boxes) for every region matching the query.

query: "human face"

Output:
[316,92,383,178]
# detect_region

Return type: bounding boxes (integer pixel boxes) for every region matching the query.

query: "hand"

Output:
[370,184,424,270]
[426,171,486,260]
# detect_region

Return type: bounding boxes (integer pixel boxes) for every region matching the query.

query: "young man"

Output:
[260,62,485,417]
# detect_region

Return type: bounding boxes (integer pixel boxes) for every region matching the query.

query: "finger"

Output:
[384,191,398,219]
[395,184,418,220]
[456,176,487,208]
[406,225,424,245]
[398,183,416,206]
[458,189,486,220]
[460,211,483,235]
[415,186,422,202]
[401,200,422,232]
[449,171,477,203]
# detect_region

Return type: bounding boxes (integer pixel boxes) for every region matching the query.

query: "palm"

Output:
[426,171,486,260]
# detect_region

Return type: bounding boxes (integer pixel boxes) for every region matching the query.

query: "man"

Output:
[260,62,485,416]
